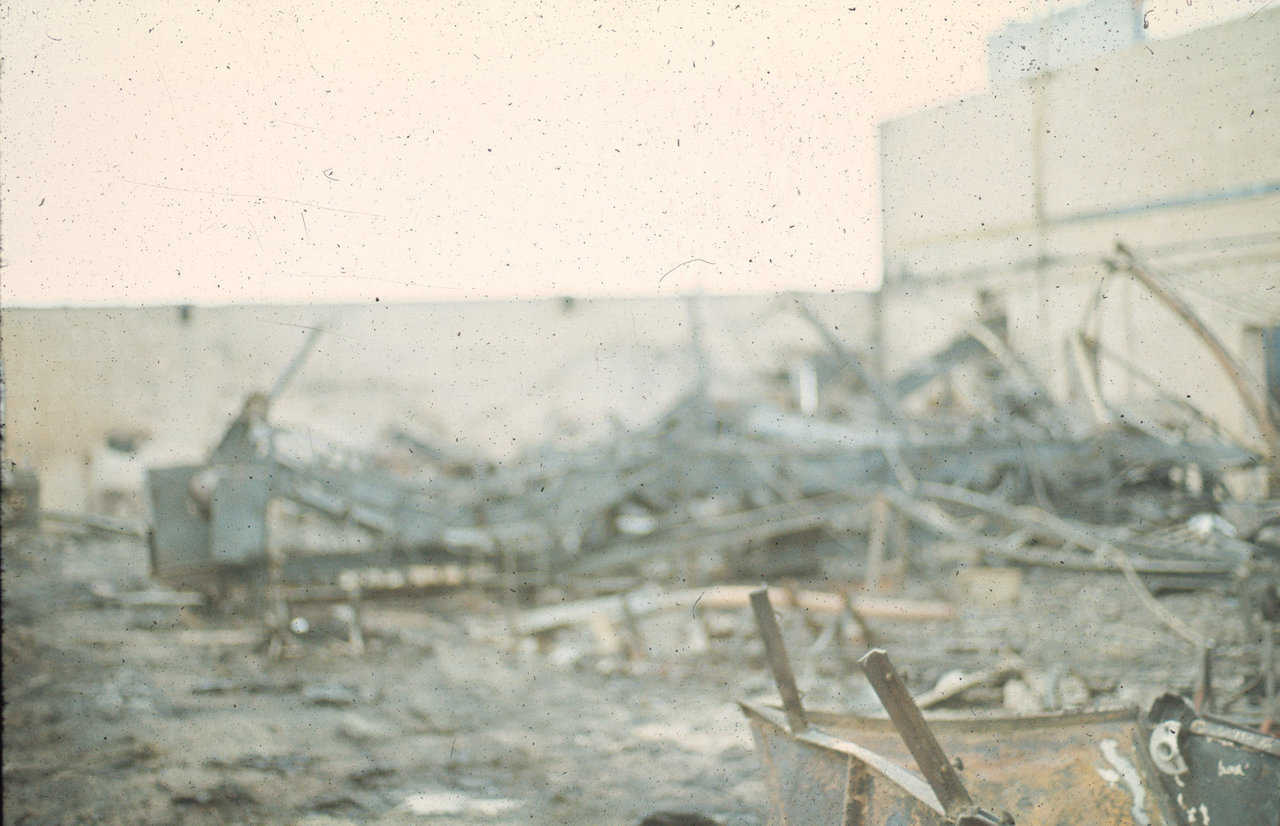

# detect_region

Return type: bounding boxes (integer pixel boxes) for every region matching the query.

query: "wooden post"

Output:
[501,541,519,649]
[892,509,910,584]
[865,495,890,592]
[749,587,808,733]
[344,582,365,656]
[859,649,974,819]
[619,593,647,661]
[264,512,289,660]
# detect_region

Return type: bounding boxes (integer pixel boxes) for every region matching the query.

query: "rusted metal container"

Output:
[740,699,1280,825]
[741,703,1147,824]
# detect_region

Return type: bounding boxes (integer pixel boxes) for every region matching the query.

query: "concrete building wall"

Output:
[883,8,1280,281]
[879,8,1280,452]
[880,87,1037,267]
[0,293,875,510]
[987,0,1144,86]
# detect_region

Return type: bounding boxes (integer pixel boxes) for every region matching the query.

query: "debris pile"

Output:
[10,246,1274,822]
[131,248,1278,728]
[148,288,1270,592]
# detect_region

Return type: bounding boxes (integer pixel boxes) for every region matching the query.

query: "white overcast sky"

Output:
[0,0,1254,306]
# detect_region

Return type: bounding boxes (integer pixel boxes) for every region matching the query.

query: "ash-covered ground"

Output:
[3,524,1261,826]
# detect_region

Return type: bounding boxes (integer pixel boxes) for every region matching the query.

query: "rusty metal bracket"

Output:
[1189,719,1280,759]
[859,648,1011,825]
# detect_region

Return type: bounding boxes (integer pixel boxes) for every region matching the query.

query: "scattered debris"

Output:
[302,682,361,707]
[205,752,316,776]
[638,813,723,826]
[399,790,523,817]
[7,241,1279,823]
[161,773,258,808]
[41,508,146,538]
[514,585,952,637]
[1,464,41,527]
[336,712,396,744]
[914,661,1021,710]
[89,581,205,608]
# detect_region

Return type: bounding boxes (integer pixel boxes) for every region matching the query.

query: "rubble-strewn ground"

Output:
[1,525,1264,825]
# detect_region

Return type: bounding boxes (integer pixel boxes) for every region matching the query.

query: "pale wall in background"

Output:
[1,293,876,509]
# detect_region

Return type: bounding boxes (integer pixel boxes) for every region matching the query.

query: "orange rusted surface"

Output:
[742,703,1163,825]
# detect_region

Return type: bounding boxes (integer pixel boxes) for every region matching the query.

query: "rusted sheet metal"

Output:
[741,702,1151,825]
[147,465,214,582]
[745,703,945,825]
[743,698,1280,825]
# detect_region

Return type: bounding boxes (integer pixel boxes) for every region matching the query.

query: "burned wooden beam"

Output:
[513,585,953,636]
[749,587,808,733]
[858,649,981,821]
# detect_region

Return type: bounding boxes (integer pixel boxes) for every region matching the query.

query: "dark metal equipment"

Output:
[145,398,493,598]
[1136,694,1280,826]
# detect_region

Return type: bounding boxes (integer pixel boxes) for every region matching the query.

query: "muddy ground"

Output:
[1,525,1263,825]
